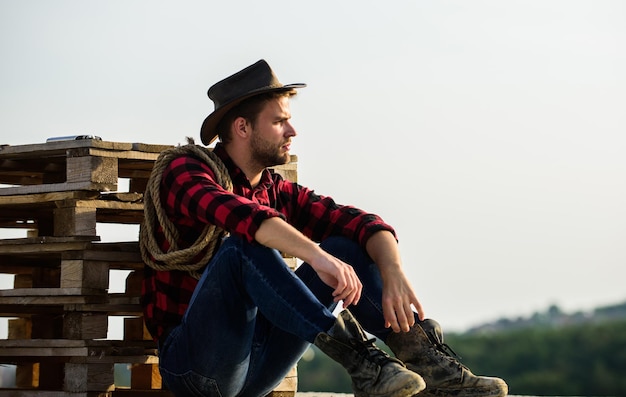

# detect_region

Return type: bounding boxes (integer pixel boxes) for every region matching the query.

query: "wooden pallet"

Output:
[0,140,298,395]
[0,140,168,196]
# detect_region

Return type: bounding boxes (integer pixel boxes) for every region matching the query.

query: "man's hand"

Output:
[308,250,362,307]
[366,230,425,333]
[381,269,424,332]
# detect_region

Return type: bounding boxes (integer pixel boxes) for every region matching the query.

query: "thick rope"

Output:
[139,141,233,279]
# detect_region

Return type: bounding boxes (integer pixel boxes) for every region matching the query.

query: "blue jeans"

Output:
[158,235,392,397]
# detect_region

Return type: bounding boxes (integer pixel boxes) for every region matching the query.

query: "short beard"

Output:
[250,131,289,168]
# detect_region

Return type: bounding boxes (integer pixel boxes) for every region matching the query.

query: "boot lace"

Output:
[360,337,394,366]
[421,321,468,371]
[424,329,462,360]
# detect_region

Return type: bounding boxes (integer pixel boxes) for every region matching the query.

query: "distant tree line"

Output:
[466,301,626,334]
[446,319,626,396]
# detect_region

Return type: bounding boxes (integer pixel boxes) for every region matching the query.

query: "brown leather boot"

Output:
[386,319,508,397]
[314,309,426,397]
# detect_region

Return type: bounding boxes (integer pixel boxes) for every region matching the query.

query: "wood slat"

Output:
[0,181,117,196]
[0,292,141,317]
[0,191,99,206]
[0,288,105,297]
[0,140,134,158]
[0,339,152,348]
[0,391,112,397]
[0,237,98,255]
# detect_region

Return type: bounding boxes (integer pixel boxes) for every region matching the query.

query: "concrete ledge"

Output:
[298,395,529,397]
[296,394,351,397]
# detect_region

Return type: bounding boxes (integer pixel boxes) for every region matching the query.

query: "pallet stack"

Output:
[0,139,298,396]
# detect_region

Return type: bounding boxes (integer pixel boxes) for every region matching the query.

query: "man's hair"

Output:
[216,89,297,144]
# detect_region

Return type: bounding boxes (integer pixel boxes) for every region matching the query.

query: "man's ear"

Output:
[232,117,251,139]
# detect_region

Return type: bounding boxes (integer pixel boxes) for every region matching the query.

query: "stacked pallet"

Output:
[0,139,298,396]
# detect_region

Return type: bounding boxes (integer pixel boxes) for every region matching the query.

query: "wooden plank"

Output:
[96,192,143,203]
[0,181,117,196]
[131,143,174,153]
[65,243,141,261]
[0,140,133,158]
[0,141,166,163]
[66,155,118,185]
[65,294,143,315]
[61,260,109,290]
[0,191,97,206]
[0,241,143,273]
[0,202,142,229]
[64,363,115,392]
[69,355,159,365]
[80,148,161,162]
[0,237,98,255]
[0,391,105,397]
[63,312,108,339]
[0,290,107,310]
[0,339,156,360]
[0,345,90,357]
[0,288,105,297]
[54,206,98,236]
[0,338,156,348]
[74,200,144,210]
[0,192,140,209]
[0,391,110,397]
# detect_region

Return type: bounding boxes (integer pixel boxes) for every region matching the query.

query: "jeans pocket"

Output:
[161,368,222,397]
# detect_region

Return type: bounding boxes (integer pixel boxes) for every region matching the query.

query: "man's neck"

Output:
[223,144,264,188]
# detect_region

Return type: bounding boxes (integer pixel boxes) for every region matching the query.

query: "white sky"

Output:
[1,0,625,332]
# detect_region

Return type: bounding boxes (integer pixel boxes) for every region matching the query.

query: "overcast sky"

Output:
[1,0,625,332]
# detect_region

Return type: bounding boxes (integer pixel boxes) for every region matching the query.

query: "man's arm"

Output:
[255,216,363,308]
[365,230,425,333]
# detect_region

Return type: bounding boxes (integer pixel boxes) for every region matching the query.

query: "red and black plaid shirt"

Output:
[141,144,395,341]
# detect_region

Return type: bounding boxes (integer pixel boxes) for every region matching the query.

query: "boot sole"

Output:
[354,377,426,397]
[413,384,508,397]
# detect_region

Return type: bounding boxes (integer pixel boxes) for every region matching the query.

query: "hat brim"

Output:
[200,83,306,145]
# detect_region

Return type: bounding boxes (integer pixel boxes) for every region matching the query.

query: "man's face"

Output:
[249,95,296,167]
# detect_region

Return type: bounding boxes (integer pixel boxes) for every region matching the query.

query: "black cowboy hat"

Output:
[200,59,306,145]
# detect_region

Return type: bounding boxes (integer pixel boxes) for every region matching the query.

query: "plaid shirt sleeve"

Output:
[270,174,396,248]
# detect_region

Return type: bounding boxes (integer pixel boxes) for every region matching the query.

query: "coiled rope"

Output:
[139,142,233,279]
